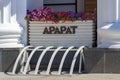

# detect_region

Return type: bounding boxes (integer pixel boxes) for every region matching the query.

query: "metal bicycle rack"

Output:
[12,46,87,75]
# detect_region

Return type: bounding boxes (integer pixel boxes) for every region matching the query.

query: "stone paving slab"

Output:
[0,72,120,80]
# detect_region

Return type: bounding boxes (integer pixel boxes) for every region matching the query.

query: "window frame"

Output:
[43,0,78,12]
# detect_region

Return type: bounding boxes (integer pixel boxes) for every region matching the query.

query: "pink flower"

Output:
[26,7,95,23]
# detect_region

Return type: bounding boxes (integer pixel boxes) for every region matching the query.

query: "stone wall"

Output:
[0,48,20,72]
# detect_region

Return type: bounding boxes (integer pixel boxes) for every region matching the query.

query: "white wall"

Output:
[97,0,116,28]
[16,0,27,45]
[97,0,120,48]
[97,0,116,45]
[16,0,43,45]
[27,0,43,10]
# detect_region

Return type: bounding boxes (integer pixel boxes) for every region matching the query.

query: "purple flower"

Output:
[25,7,87,23]
[68,11,79,20]
[31,16,39,21]
[40,17,46,21]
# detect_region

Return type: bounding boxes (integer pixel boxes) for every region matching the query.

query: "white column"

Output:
[3,0,11,23]
[116,0,120,21]
[117,0,120,21]
[116,0,119,21]
[11,0,17,23]
[0,0,3,23]
[0,6,2,23]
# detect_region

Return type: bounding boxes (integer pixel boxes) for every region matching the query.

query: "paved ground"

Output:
[0,72,120,80]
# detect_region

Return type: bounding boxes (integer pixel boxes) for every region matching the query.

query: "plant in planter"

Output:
[80,8,97,22]
[26,7,80,23]
[26,7,95,47]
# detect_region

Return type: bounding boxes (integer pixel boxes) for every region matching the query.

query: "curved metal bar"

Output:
[20,51,29,72]
[12,46,33,74]
[23,46,43,74]
[69,46,86,75]
[78,49,83,73]
[78,46,87,73]
[34,46,54,74]
[58,46,74,75]
[46,46,63,75]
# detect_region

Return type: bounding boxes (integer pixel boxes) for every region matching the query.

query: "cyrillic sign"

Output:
[43,26,77,34]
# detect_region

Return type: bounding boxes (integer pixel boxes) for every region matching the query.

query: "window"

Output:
[43,0,77,12]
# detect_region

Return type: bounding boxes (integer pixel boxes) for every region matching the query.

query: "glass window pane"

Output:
[44,0,75,4]
[44,5,76,12]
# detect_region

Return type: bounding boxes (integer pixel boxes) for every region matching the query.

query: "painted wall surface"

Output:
[18,0,43,45]
[97,0,116,45]
[97,0,116,28]
[97,0,120,48]
[16,0,27,46]
[27,0,43,10]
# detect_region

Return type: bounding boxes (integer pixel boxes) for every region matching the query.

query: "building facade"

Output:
[0,0,120,74]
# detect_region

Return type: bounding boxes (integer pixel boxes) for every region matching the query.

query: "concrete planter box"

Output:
[0,48,20,72]
[84,48,120,73]
[28,20,94,47]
